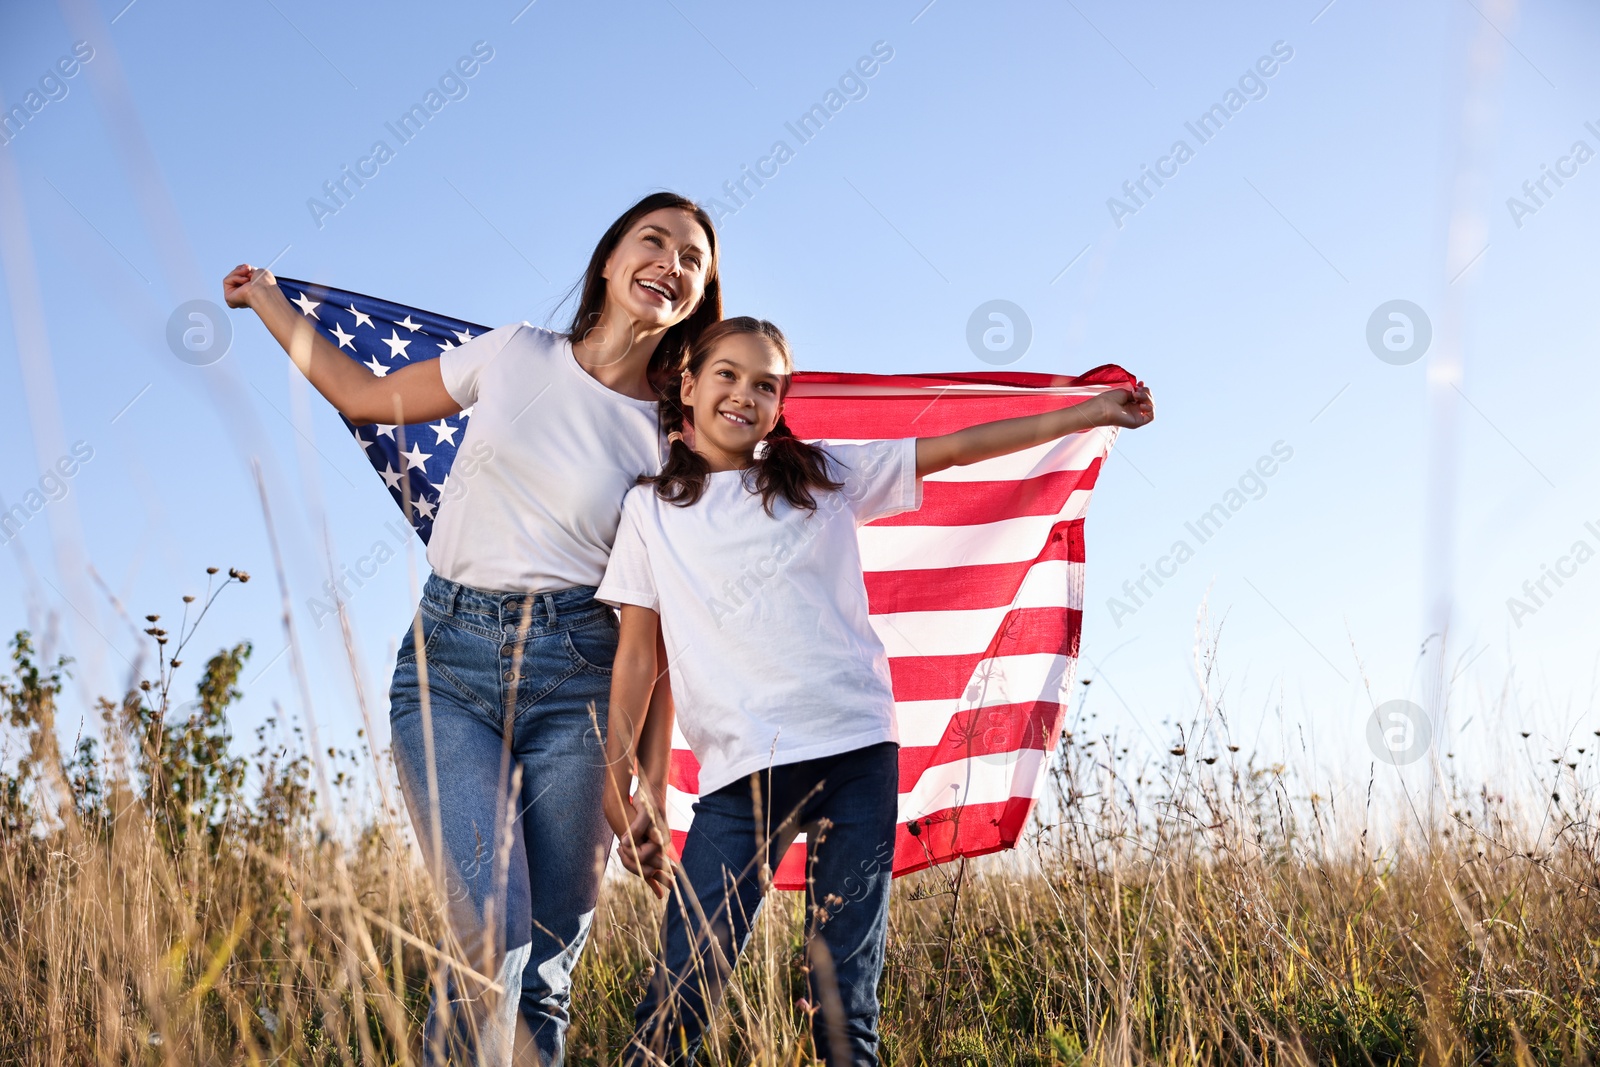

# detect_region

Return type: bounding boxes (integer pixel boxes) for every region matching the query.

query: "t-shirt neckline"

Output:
[561,336,660,412]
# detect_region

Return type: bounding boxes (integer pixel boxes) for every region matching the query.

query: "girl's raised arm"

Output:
[914,384,1154,478]
[224,264,462,426]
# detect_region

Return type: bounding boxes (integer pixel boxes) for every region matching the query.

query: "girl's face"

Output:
[600,208,712,333]
[680,333,787,468]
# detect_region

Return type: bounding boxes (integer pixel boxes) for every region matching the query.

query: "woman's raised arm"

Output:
[224,264,462,426]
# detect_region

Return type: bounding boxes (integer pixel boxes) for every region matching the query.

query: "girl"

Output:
[223,192,717,1066]
[596,317,1154,1065]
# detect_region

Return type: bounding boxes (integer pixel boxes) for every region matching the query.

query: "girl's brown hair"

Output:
[643,317,843,516]
[563,192,723,391]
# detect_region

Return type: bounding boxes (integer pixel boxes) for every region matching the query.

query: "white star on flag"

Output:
[292,293,321,318]
[430,419,459,446]
[395,315,422,332]
[399,442,432,470]
[412,495,437,520]
[363,356,390,377]
[347,304,374,329]
[382,331,413,360]
[372,423,398,440]
[453,328,475,344]
[378,463,404,490]
[330,323,356,350]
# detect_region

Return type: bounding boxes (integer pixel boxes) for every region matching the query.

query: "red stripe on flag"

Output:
[870,462,1102,527]
[669,749,701,794]
[887,608,1081,703]
[887,796,1037,882]
[676,797,1043,891]
[862,520,1084,614]
[786,394,1097,440]
[790,365,1137,392]
[895,701,1066,792]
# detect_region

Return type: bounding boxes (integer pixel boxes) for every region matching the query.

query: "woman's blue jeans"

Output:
[388,573,618,1066]
[625,742,899,1067]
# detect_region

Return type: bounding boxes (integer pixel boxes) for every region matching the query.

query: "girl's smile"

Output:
[679,332,787,472]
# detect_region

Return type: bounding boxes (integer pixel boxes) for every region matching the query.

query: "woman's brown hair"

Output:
[563,192,723,391]
[642,317,844,516]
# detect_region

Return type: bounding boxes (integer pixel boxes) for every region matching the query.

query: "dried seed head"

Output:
[206,566,219,574]
[182,595,194,603]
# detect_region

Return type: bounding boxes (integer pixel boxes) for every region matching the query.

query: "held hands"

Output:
[222,263,278,310]
[613,796,673,899]
[1087,382,1155,429]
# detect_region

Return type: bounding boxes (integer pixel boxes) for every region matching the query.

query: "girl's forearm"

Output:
[602,609,660,796]
[633,630,675,809]
[917,400,1101,476]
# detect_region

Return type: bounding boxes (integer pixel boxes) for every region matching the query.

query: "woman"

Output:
[222,192,721,1065]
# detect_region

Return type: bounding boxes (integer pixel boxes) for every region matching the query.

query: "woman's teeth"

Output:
[719,410,750,426]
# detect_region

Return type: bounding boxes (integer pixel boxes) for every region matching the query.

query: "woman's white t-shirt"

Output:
[425,323,664,593]
[595,439,922,796]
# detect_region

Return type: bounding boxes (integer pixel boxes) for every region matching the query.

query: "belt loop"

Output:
[444,581,461,617]
[541,592,558,627]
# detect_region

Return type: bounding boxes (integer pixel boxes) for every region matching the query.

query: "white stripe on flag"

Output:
[893,653,1076,746]
[896,748,1045,823]
[869,561,1084,657]
[858,494,1092,569]
[663,749,1046,836]
[815,430,1112,483]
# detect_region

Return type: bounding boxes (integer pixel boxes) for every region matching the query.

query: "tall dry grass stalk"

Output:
[2,576,1596,1064]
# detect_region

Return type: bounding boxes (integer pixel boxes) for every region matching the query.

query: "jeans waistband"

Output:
[421,572,605,627]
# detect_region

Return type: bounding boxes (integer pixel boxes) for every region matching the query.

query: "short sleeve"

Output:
[820,438,922,525]
[438,322,528,408]
[596,490,660,612]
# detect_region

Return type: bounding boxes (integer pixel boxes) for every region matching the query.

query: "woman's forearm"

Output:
[247,281,458,426]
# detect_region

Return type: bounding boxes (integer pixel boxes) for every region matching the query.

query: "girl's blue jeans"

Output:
[624,741,899,1067]
[388,573,618,1067]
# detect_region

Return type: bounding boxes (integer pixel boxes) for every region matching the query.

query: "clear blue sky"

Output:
[2,0,1597,808]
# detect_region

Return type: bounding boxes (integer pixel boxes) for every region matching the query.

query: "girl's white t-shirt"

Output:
[595,439,922,796]
[425,323,664,593]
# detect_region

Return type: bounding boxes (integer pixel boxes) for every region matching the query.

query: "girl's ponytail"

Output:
[643,362,712,507]
[639,316,843,515]
[751,414,842,517]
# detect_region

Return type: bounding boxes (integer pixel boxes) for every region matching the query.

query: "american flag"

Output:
[277,278,483,543]
[274,278,1135,888]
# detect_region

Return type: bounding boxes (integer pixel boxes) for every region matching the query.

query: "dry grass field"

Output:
[3,570,1596,1065]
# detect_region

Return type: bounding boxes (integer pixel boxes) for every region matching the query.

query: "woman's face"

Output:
[600,208,712,333]
[681,332,787,464]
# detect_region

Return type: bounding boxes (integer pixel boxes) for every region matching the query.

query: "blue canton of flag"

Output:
[275,277,487,543]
